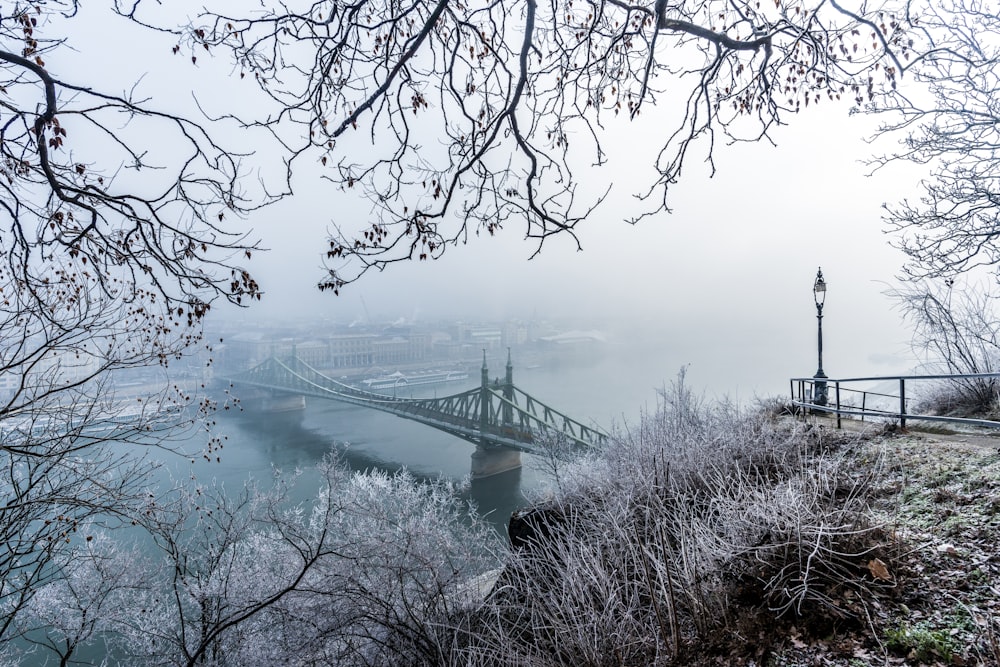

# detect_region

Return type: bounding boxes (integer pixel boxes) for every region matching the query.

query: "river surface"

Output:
[155,334,788,533]
[167,341,722,530]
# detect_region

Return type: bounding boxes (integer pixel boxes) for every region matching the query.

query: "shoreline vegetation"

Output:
[8,380,1000,665]
[469,392,1000,666]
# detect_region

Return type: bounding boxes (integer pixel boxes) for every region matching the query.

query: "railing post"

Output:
[861,392,867,422]
[899,378,907,429]
[835,381,842,429]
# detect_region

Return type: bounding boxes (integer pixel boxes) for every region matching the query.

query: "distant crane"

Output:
[359,295,372,326]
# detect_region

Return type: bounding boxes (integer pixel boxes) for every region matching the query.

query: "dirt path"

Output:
[807,412,1000,451]
[769,411,1000,665]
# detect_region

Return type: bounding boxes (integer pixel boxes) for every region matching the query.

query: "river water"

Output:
[169,341,707,531]
[157,332,789,533]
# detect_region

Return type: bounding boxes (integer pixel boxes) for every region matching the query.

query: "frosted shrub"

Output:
[894,281,1000,418]
[468,374,892,665]
[11,381,891,666]
[914,378,1000,419]
[2,533,145,665]
[18,454,499,667]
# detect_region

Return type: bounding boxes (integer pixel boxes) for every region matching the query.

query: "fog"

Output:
[231,104,923,401]
[62,6,925,402]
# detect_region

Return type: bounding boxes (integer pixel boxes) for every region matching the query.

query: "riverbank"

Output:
[476,410,1000,666]
[724,417,1000,665]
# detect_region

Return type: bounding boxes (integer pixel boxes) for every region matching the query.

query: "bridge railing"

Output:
[790,373,1000,430]
[228,355,609,452]
[487,387,607,448]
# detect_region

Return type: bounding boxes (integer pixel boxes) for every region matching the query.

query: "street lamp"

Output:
[812,267,828,406]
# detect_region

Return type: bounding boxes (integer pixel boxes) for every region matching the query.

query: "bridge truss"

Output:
[227,354,607,453]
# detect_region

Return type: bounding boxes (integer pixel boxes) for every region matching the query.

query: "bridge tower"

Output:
[252,344,306,412]
[503,348,514,425]
[470,350,521,478]
[479,350,489,435]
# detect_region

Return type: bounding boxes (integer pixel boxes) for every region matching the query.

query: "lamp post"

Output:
[812,267,828,406]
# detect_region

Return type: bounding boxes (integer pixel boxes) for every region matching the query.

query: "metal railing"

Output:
[790,373,1000,430]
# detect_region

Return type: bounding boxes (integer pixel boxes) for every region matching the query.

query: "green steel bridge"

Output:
[224,352,608,477]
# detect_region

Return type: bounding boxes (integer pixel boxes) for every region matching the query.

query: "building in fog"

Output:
[221,327,436,372]
[226,332,286,369]
[328,334,374,368]
[295,340,329,367]
[537,329,607,352]
[452,323,503,353]
[502,320,529,348]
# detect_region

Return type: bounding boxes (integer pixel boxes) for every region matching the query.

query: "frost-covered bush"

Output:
[462,373,892,666]
[914,379,1000,419]
[894,281,1000,418]
[14,455,499,667]
[10,377,893,667]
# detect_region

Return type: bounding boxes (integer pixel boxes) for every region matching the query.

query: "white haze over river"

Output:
[164,333,754,530]
[179,278,926,532]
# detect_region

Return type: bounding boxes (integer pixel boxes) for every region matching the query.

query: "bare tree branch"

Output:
[0,2,280,643]
[869,0,1000,281]
[122,0,912,292]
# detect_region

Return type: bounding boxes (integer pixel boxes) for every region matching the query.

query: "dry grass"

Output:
[443,378,900,666]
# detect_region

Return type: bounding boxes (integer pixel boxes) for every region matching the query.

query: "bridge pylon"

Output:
[470,445,522,478]
[472,350,522,477]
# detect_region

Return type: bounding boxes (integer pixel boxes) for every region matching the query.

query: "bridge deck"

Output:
[226,355,608,454]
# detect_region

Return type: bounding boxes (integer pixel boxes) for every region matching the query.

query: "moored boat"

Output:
[359,369,470,393]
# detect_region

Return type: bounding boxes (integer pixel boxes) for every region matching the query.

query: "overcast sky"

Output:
[240,102,925,395]
[61,6,928,398]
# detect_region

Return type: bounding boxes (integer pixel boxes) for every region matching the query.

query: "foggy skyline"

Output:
[63,6,929,401]
[232,102,925,400]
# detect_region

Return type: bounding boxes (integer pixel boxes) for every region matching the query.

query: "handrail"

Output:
[792,372,1000,383]
[789,373,1000,431]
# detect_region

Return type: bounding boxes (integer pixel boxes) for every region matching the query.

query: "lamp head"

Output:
[813,267,827,306]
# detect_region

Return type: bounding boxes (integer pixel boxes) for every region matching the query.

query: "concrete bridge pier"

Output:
[470,445,522,479]
[261,394,306,412]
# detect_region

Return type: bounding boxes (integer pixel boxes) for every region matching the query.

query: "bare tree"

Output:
[8,533,146,664]
[0,1,276,645]
[891,279,1000,415]
[1,2,269,315]
[94,458,497,667]
[870,0,1000,280]
[117,0,916,292]
[0,424,158,648]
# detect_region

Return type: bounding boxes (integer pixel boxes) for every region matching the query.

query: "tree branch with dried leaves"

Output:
[131,0,913,292]
[0,1,279,642]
